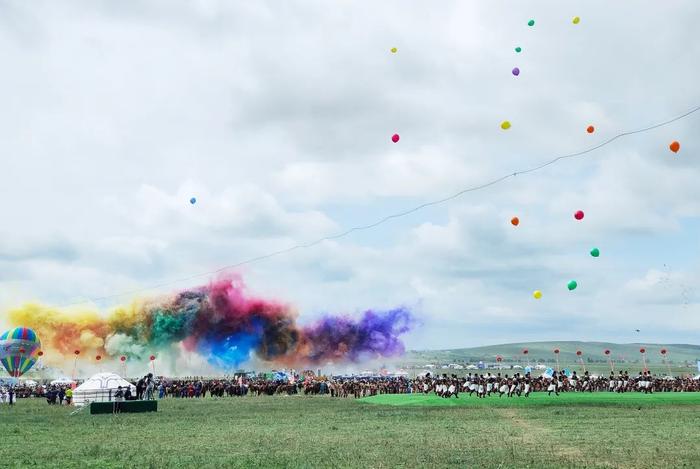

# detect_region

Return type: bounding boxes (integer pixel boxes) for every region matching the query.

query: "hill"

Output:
[406,341,700,365]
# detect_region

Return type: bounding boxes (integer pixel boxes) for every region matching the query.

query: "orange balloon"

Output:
[511,217,520,226]
[669,141,680,153]
[586,125,595,134]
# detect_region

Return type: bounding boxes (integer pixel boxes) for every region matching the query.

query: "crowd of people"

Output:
[4,370,700,405]
[123,370,700,400]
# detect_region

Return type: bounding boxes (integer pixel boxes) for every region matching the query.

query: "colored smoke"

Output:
[7,275,413,369]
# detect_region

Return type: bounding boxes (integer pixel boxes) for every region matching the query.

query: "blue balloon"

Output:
[190,197,197,205]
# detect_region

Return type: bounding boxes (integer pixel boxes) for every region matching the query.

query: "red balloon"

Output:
[120,356,126,362]
[496,355,502,362]
[669,141,680,153]
[522,349,528,355]
[96,355,102,361]
[553,348,560,354]
[19,348,26,354]
[74,350,80,356]
[586,125,595,134]
[574,210,584,220]
[149,355,156,361]
[391,133,400,143]
[604,349,611,355]
[38,351,44,357]
[639,348,646,354]
[660,348,667,355]
[511,216,520,226]
[576,350,582,356]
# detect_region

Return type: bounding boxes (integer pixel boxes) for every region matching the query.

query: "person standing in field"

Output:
[144,373,155,400]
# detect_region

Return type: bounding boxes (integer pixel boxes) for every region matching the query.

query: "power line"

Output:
[65,104,700,306]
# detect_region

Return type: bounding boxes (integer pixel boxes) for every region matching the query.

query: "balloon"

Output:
[74,350,80,355]
[576,350,582,356]
[590,247,600,257]
[533,290,542,299]
[587,125,595,133]
[522,349,529,355]
[390,47,397,53]
[391,133,400,143]
[511,216,520,226]
[512,67,520,76]
[572,16,580,24]
[515,46,522,53]
[639,348,646,354]
[0,327,42,378]
[120,356,126,362]
[528,19,535,26]
[574,210,584,220]
[190,197,197,205]
[567,280,578,291]
[38,351,44,357]
[150,355,156,361]
[496,355,502,362]
[501,121,511,130]
[660,348,667,355]
[553,348,560,354]
[669,141,680,153]
[604,349,611,355]
[96,355,102,361]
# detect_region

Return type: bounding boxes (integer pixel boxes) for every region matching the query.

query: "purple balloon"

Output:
[512,67,520,76]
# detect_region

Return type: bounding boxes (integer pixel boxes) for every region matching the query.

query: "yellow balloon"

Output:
[572,16,580,24]
[533,290,543,299]
[390,47,398,53]
[500,120,511,130]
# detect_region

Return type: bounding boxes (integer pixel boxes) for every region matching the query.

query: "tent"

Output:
[50,377,75,386]
[72,372,135,406]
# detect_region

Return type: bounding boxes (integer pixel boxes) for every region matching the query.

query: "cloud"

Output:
[0,0,699,351]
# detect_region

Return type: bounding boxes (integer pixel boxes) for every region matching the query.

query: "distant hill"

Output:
[406,342,700,365]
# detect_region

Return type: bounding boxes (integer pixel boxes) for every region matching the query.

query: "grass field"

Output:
[3,394,700,468]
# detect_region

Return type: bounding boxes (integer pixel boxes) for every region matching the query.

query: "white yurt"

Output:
[73,372,135,406]
[50,377,75,386]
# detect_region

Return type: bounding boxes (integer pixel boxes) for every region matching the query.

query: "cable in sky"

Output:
[65,104,700,306]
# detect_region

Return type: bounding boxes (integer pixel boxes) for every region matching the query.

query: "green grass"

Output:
[362,391,700,407]
[2,395,700,468]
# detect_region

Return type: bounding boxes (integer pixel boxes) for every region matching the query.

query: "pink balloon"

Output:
[574,210,584,220]
[391,134,400,143]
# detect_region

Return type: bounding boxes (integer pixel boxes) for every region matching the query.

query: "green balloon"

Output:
[528,19,535,27]
[567,280,578,291]
[515,46,522,53]
[590,248,600,257]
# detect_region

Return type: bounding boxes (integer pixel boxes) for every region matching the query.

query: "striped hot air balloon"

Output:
[0,327,42,377]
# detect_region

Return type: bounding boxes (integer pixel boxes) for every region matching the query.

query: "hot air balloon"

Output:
[0,327,42,378]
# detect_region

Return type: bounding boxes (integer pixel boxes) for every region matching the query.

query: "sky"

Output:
[1,0,699,351]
